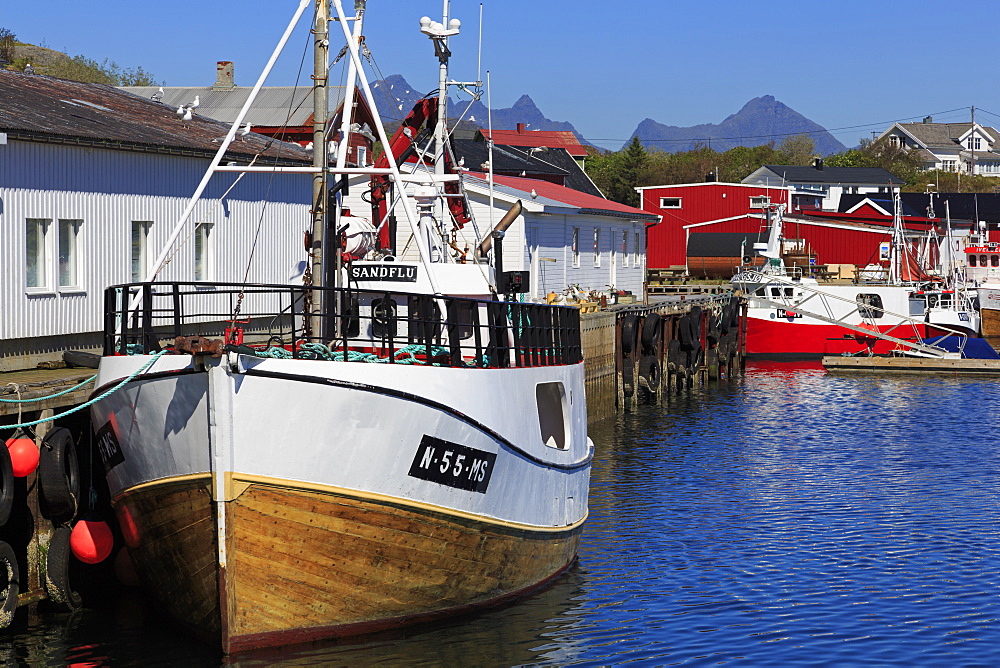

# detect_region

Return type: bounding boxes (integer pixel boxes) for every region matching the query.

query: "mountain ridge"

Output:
[631,95,846,156]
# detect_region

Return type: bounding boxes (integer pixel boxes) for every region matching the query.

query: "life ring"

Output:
[39,428,80,524]
[640,313,662,353]
[620,314,638,356]
[0,445,14,528]
[638,354,660,402]
[45,527,82,612]
[0,541,19,627]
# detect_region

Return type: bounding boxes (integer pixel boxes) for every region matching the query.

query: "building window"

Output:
[26,218,51,290]
[659,197,682,209]
[58,219,82,288]
[593,228,601,267]
[571,227,580,268]
[749,196,770,208]
[195,223,214,280]
[634,231,640,266]
[132,221,152,282]
[356,146,368,166]
[968,137,982,151]
[621,231,629,267]
[943,160,956,172]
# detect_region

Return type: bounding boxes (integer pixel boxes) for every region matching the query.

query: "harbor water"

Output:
[4,361,1000,665]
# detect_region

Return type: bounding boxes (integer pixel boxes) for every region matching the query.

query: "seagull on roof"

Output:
[189,95,200,110]
[23,63,34,74]
[151,86,164,102]
[181,107,193,121]
[176,104,186,116]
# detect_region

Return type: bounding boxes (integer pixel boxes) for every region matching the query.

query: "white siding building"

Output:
[341,171,659,301]
[0,70,311,370]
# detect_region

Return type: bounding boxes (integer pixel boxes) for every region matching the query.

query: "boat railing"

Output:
[103,282,583,369]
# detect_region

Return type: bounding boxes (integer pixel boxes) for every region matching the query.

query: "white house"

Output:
[742,163,905,212]
[877,120,1000,176]
[0,69,312,370]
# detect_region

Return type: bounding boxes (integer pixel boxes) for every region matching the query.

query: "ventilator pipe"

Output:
[477,200,522,259]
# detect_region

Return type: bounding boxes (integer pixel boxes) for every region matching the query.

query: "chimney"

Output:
[812,157,824,171]
[923,115,933,124]
[516,122,525,134]
[214,61,235,89]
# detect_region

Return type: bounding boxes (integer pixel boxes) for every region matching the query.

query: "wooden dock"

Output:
[823,355,1000,376]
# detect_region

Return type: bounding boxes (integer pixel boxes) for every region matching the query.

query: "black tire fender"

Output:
[640,312,662,354]
[620,314,638,357]
[39,428,80,525]
[638,355,660,400]
[0,444,14,528]
[45,527,82,612]
[0,541,19,627]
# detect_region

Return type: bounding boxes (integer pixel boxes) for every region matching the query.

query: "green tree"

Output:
[776,133,815,165]
[0,28,15,64]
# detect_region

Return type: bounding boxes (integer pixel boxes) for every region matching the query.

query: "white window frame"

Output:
[660,197,682,209]
[634,230,641,267]
[195,222,214,281]
[749,195,770,208]
[593,228,601,268]
[571,227,580,268]
[622,230,629,268]
[26,218,52,293]
[132,221,153,282]
[57,219,83,291]
[356,145,368,166]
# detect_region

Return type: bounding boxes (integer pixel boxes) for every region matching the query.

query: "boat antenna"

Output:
[486,70,496,235]
[477,3,483,85]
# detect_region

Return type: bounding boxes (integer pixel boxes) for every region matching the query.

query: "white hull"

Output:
[92,352,591,529]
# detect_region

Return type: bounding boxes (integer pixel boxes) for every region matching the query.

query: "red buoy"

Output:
[5,437,39,477]
[70,519,114,564]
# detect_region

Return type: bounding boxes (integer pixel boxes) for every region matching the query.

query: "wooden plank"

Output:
[823,356,1000,376]
[225,483,579,643]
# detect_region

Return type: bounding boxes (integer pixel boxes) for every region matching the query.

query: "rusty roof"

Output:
[0,69,311,164]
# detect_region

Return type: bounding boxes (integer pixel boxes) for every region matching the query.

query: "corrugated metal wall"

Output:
[1,141,310,342]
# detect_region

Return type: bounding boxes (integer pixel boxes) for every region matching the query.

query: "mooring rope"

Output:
[0,374,98,404]
[0,350,169,431]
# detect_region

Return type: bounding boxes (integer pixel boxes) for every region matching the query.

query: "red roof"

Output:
[476,173,658,220]
[478,127,588,158]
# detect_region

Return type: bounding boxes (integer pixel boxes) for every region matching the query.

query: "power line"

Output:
[583,106,974,146]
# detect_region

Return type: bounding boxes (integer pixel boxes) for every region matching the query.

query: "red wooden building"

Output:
[635,183,965,277]
[636,182,792,270]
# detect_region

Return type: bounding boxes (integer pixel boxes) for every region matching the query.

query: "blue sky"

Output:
[4,0,996,151]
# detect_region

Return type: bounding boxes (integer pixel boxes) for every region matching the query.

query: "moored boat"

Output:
[733,200,980,359]
[89,0,591,653]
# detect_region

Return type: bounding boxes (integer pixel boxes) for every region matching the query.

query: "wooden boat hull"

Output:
[94,353,591,652]
[115,474,581,652]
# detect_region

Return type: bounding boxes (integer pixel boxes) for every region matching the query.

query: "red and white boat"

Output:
[965,242,1000,338]
[733,201,979,359]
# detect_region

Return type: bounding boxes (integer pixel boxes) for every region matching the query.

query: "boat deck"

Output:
[823,355,1000,376]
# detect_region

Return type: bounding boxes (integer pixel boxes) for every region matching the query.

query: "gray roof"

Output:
[893,122,1000,150]
[121,85,351,127]
[744,165,905,186]
[0,70,310,164]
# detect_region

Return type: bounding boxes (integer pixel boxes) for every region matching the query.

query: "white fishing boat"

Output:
[732,197,981,359]
[89,0,591,653]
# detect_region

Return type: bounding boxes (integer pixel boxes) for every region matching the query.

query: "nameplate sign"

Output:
[349,264,418,282]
